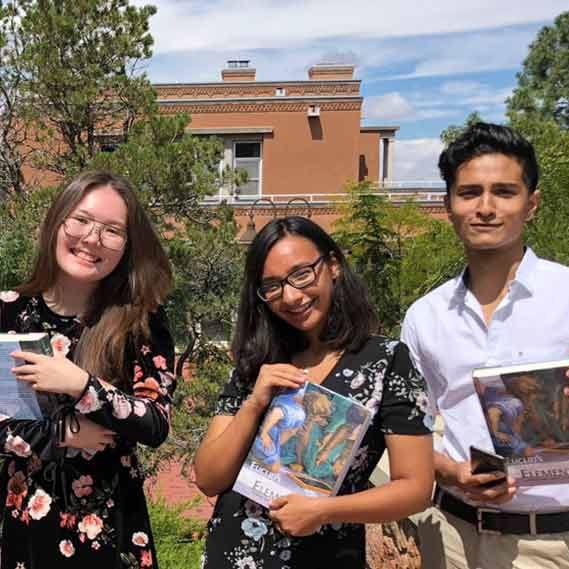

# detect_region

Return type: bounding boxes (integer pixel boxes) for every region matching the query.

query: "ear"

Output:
[327,254,341,281]
[526,190,540,222]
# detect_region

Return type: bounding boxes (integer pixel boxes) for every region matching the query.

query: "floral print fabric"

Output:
[203,336,432,569]
[0,293,176,569]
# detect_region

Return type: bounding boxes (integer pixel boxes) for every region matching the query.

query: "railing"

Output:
[201,181,447,207]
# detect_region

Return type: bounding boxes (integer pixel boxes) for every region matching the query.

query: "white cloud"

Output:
[393,138,445,180]
[363,81,513,129]
[364,92,457,123]
[136,0,567,54]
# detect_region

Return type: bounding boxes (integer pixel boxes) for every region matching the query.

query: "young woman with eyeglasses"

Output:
[195,216,433,569]
[0,171,175,568]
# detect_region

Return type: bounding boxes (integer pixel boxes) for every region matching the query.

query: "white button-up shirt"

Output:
[401,247,569,512]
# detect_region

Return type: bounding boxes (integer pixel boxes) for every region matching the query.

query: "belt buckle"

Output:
[476,507,501,535]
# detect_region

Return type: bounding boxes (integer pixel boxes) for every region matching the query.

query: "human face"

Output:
[261,235,339,338]
[445,153,539,254]
[55,185,128,286]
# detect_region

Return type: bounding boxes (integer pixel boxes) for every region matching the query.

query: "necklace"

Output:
[297,350,343,384]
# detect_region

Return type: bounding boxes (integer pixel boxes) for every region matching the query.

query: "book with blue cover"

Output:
[473,358,569,485]
[233,381,372,507]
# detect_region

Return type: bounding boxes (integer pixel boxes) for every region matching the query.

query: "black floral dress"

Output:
[0,292,176,569]
[203,336,432,569]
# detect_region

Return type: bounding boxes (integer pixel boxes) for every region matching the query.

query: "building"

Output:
[154,60,404,235]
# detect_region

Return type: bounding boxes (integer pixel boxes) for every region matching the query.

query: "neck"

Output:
[44,276,97,316]
[465,242,525,306]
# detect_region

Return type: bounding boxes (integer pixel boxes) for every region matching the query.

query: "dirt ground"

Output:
[366,520,422,569]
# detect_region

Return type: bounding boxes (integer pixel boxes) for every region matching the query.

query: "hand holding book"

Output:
[246,363,306,411]
[10,349,89,399]
[269,494,325,536]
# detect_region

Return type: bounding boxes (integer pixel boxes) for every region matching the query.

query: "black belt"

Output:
[434,486,569,535]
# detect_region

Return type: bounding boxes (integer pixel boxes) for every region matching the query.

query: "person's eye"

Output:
[261,283,281,294]
[104,226,123,236]
[291,268,313,282]
[74,216,91,225]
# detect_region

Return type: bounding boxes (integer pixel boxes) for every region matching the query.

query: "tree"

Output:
[507,11,569,129]
[90,113,228,223]
[334,181,463,335]
[334,181,398,332]
[0,3,29,195]
[511,116,569,264]
[1,0,157,178]
[440,111,484,146]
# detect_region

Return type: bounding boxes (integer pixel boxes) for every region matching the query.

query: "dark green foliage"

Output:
[440,111,484,146]
[507,11,569,129]
[512,116,569,264]
[334,181,463,336]
[0,186,59,288]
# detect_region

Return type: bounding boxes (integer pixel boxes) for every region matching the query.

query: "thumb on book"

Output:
[269,496,288,510]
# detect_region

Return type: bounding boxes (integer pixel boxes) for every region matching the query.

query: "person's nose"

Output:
[80,222,103,245]
[281,281,305,304]
[476,191,496,220]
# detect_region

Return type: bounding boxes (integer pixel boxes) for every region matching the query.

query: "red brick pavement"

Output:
[147,461,215,520]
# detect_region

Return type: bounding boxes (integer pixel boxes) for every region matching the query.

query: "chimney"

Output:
[308,63,355,81]
[221,60,256,82]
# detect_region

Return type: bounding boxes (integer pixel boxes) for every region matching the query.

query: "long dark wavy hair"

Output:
[232,216,378,383]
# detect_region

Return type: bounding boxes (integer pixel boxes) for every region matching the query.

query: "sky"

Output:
[134,0,567,180]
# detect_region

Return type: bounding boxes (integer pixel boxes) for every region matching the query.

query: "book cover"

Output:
[0,333,51,420]
[473,359,569,486]
[233,381,372,507]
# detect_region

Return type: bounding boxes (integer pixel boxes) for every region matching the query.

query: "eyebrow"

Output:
[74,209,127,229]
[261,260,317,283]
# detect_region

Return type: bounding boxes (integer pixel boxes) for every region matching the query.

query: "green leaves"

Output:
[334,181,462,335]
[507,11,569,129]
[1,0,157,177]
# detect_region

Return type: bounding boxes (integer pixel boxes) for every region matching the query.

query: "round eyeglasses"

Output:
[62,216,127,251]
[257,256,325,302]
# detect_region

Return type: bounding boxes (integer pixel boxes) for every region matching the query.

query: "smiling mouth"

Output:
[286,299,315,316]
[71,248,101,263]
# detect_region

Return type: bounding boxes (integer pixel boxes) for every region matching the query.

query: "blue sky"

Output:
[134,0,567,179]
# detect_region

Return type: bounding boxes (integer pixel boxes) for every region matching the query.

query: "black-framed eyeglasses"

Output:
[62,215,127,251]
[257,256,325,302]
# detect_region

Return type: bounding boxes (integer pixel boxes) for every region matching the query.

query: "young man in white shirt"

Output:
[401,122,569,569]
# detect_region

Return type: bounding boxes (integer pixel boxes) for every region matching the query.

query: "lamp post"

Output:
[239,198,277,245]
[284,197,312,219]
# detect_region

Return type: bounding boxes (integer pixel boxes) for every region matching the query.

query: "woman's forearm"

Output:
[317,476,432,525]
[194,398,266,496]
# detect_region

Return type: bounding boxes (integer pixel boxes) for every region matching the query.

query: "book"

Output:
[473,359,569,486]
[233,381,372,507]
[0,333,51,420]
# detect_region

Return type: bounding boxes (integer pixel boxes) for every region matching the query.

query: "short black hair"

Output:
[231,216,378,383]
[439,122,539,195]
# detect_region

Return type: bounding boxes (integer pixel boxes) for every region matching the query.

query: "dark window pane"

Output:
[235,142,260,158]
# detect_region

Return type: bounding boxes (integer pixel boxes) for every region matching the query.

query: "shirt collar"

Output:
[450,246,538,305]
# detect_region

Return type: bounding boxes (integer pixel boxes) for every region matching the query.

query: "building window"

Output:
[275,87,286,96]
[234,141,261,196]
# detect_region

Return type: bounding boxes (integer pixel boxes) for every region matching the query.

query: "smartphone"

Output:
[469,446,506,487]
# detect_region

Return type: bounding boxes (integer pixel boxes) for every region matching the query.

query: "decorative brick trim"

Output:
[159,100,362,115]
[155,82,360,100]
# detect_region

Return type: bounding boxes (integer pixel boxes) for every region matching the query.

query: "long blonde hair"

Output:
[19,170,172,386]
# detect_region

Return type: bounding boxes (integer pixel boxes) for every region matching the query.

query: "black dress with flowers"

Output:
[0,292,176,569]
[203,336,432,569]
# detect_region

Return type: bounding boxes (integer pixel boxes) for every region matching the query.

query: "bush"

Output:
[148,497,206,569]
